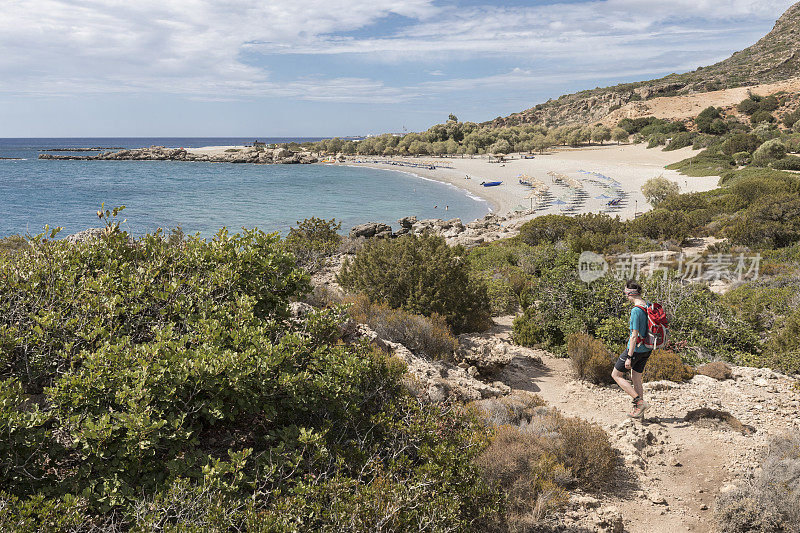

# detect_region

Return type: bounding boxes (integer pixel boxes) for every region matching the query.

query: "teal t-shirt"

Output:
[629,305,650,353]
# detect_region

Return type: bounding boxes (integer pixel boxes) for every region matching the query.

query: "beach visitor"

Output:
[611,280,651,418]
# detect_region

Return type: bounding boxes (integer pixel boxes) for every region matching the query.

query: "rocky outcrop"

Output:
[66,228,106,243]
[354,324,511,402]
[349,222,392,239]
[39,146,318,165]
[348,212,517,249]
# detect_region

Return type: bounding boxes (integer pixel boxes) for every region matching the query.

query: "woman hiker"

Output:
[612,280,651,418]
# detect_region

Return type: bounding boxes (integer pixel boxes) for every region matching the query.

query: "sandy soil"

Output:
[601,77,800,126]
[346,144,719,220]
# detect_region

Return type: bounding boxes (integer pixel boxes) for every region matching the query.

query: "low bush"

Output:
[666,149,736,177]
[751,110,775,124]
[752,138,786,165]
[285,216,342,273]
[716,435,800,532]
[566,333,615,384]
[761,308,800,374]
[0,235,27,255]
[477,426,569,528]
[663,131,696,151]
[721,133,761,156]
[337,234,491,333]
[346,294,458,361]
[643,349,695,383]
[628,208,692,242]
[697,361,733,380]
[476,407,615,527]
[771,155,800,170]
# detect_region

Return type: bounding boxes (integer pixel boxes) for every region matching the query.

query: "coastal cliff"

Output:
[39,145,319,164]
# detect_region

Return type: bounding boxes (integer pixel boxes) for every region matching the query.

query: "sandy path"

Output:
[481,315,799,533]
[347,144,719,220]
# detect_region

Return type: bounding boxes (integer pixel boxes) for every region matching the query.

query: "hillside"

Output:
[488,1,800,128]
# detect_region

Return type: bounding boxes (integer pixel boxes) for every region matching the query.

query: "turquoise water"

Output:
[0,138,489,238]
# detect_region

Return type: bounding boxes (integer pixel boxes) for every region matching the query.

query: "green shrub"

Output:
[664,131,696,151]
[751,110,775,124]
[757,307,800,374]
[629,208,691,241]
[647,133,668,148]
[666,149,736,177]
[738,98,760,116]
[346,294,458,360]
[723,193,800,248]
[733,151,751,165]
[566,333,615,384]
[0,227,309,392]
[643,349,695,383]
[0,225,504,530]
[752,139,786,165]
[337,234,491,333]
[0,235,27,256]
[782,108,800,128]
[771,155,800,170]
[285,216,342,272]
[721,133,761,156]
[696,107,725,134]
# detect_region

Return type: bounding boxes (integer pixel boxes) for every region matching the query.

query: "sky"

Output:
[0,0,797,137]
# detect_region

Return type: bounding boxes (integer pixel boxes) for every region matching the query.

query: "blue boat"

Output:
[481,181,502,187]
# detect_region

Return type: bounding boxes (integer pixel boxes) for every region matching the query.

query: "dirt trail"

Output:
[480,315,800,533]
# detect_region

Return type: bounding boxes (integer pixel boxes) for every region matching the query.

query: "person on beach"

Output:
[611,280,651,418]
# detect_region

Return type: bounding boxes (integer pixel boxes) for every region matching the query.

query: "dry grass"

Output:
[475,397,616,529]
[716,434,800,532]
[346,294,458,361]
[644,349,696,383]
[698,361,733,380]
[566,333,615,384]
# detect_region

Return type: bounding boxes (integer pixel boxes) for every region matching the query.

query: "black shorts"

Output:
[614,348,651,374]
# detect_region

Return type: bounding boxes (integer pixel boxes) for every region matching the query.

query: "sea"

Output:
[0,138,489,239]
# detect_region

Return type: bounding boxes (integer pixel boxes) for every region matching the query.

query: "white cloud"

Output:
[0,0,795,103]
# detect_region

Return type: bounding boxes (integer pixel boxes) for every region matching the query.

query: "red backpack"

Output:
[635,303,669,350]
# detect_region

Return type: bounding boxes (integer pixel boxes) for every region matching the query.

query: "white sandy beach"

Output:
[345,144,719,222]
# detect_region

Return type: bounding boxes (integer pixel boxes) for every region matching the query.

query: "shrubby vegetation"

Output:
[0,224,507,530]
[474,395,615,530]
[337,234,491,334]
[716,435,800,532]
[285,216,342,272]
[641,176,680,207]
[345,294,458,361]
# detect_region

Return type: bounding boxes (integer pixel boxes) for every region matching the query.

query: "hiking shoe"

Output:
[628,398,649,419]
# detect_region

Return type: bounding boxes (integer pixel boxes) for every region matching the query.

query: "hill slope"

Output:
[488,1,800,128]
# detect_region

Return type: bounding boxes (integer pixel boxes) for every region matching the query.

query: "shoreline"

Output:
[340,144,720,224]
[341,163,497,213]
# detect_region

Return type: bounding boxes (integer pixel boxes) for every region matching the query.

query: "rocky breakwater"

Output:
[39,146,318,165]
[349,212,517,248]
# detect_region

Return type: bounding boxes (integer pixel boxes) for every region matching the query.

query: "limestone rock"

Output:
[349,222,392,239]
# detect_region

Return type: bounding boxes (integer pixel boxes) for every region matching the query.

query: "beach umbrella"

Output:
[552,198,567,205]
[595,194,611,199]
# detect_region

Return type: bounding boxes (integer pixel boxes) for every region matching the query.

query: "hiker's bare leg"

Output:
[631,370,644,399]
[612,368,638,399]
